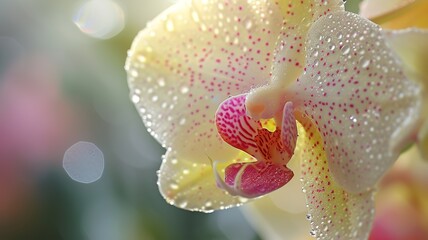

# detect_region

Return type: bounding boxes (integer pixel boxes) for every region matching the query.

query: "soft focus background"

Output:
[0,1,374,240]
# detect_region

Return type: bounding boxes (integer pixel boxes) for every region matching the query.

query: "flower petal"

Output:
[246,0,344,119]
[224,161,294,198]
[298,120,375,240]
[383,29,428,82]
[282,102,298,157]
[291,11,421,193]
[243,200,311,240]
[126,0,284,211]
[215,94,262,158]
[215,95,296,198]
[383,29,428,158]
[360,0,428,29]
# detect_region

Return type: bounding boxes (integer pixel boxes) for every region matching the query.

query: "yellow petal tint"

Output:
[297,120,375,240]
[126,0,286,212]
[243,201,311,240]
[383,29,428,160]
[291,11,421,193]
[360,0,428,29]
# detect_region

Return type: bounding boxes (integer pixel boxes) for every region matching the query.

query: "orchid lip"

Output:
[214,94,297,198]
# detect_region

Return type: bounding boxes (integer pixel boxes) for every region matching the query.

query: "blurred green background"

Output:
[0,1,361,240]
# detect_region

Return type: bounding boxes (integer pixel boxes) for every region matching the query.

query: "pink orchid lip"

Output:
[214,94,298,198]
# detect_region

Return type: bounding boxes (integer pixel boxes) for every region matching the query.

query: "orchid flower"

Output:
[125,0,421,239]
[361,0,428,160]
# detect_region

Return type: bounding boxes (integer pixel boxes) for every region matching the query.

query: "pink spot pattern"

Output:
[215,94,297,197]
[292,12,420,193]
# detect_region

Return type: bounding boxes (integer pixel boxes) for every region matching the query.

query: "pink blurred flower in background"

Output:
[0,56,80,224]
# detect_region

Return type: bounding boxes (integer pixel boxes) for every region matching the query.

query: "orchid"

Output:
[361,0,428,160]
[125,0,421,239]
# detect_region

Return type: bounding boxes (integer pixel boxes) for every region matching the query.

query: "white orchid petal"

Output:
[292,11,421,193]
[298,121,375,240]
[126,0,284,211]
[383,28,428,83]
[246,0,344,119]
[383,28,428,160]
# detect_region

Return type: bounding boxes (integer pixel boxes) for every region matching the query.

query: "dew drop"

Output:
[131,94,140,104]
[170,183,179,190]
[191,11,200,23]
[179,117,186,125]
[157,78,165,87]
[341,45,351,55]
[180,86,189,94]
[312,50,319,58]
[165,19,174,32]
[245,19,253,30]
[361,58,371,68]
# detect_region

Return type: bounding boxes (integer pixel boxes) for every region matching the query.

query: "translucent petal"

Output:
[292,11,421,193]
[298,121,375,240]
[158,150,251,212]
[126,0,284,211]
[243,199,311,240]
[383,29,428,157]
[360,0,428,29]
[383,29,428,83]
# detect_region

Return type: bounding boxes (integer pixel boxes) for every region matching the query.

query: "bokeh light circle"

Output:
[73,0,125,39]
[63,141,104,184]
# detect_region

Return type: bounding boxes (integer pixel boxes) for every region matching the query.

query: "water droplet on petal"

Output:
[131,94,140,103]
[165,19,175,32]
[245,19,253,30]
[361,58,371,68]
[341,45,351,55]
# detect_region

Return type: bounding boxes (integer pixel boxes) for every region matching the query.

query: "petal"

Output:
[417,121,428,160]
[298,120,375,240]
[383,29,428,83]
[246,0,344,119]
[215,95,296,197]
[223,161,294,198]
[243,199,311,240]
[215,94,262,158]
[382,29,428,157]
[282,101,298,157]
[291,11,421,193]
[360,0,428,29]
[126,0,284,211]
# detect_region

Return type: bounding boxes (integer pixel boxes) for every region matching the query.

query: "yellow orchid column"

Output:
[126,0,422,239]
